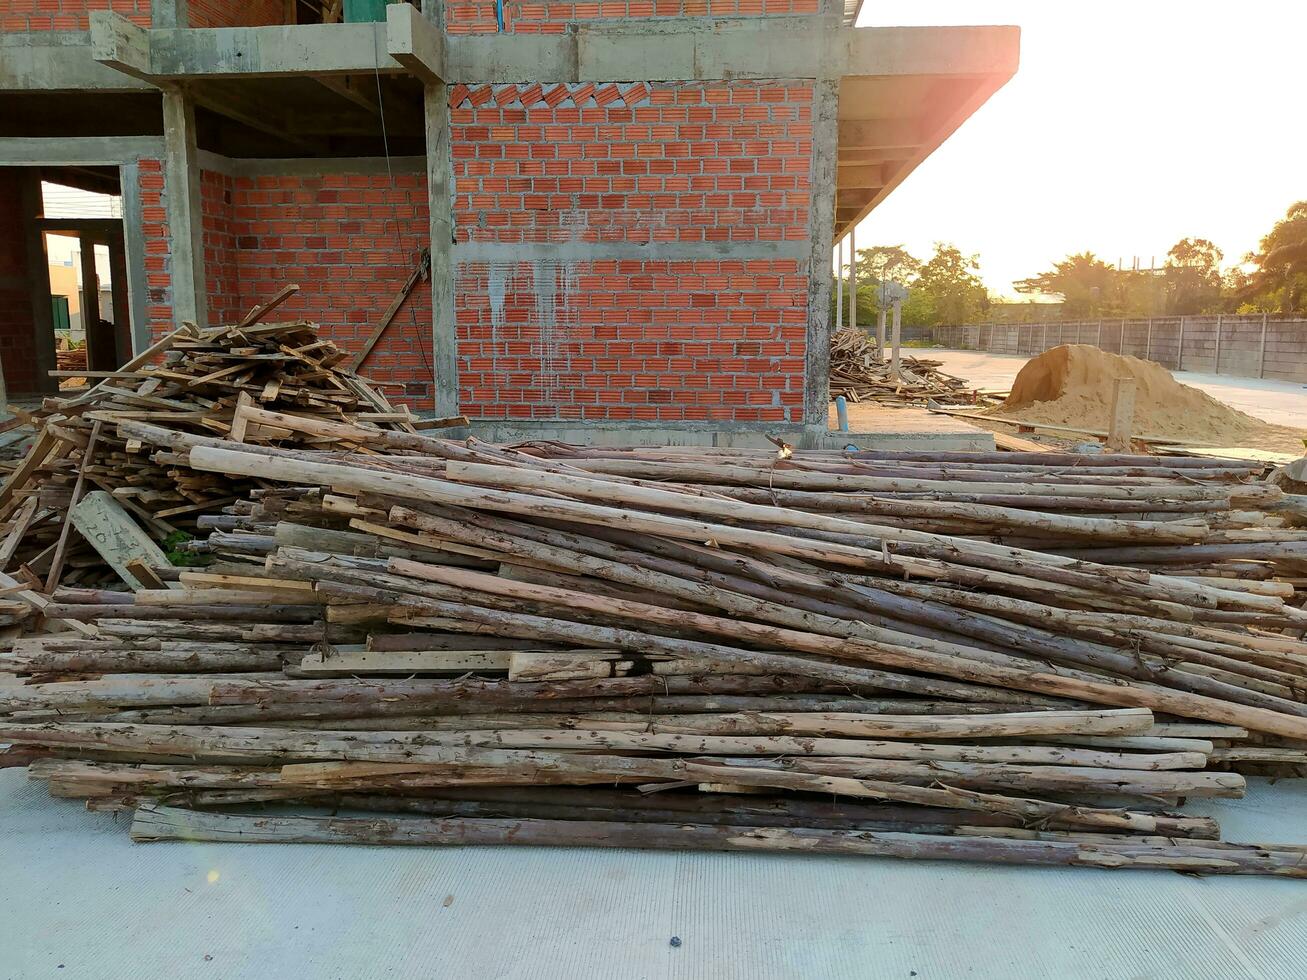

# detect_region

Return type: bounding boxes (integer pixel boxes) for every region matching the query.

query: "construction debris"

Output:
[0,290,427,596]
[829,328,985,406]
[5,434,1307,877]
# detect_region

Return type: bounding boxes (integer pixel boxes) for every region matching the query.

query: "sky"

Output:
[848,1,1307,299]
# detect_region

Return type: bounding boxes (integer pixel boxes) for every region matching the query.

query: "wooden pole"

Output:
[127,807,1307,878]
[1107,377,1137,451]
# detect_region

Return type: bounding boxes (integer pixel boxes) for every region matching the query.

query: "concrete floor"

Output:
[927,349,1307,430]
[3,769,1307,979]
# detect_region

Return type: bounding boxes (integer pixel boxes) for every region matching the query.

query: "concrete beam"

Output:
[187,82,319,151]
[0,137,165,166]
[836,147,913,164]
[845,24,1019,77]
[444,23,1019,83]
[161,88,206,330]
[148,24,405,79]
[836,69,1016,236]
[835,163,885,189]
[89,10,153,82]
[386,2,445,85]
[69,21,1017,85]
[837,119,923,150]
[0,33,153,92]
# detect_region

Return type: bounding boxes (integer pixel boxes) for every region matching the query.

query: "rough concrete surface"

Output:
[929,349,1307,430]
[3,768,1307,979]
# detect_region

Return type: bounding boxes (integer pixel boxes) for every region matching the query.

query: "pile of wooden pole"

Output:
[0,285,465,599]
[829,328,985,407]
[5,425,1307,877]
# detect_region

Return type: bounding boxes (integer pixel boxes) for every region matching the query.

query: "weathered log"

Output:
[127,807,1307,878]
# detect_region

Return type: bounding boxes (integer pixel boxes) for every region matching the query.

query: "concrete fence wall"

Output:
[927,316,1307,384]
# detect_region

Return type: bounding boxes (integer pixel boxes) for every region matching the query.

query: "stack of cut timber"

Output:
[0,285,456,596]
[55,342,88,387]
[829,328,984,407]
[5,429,1307,877]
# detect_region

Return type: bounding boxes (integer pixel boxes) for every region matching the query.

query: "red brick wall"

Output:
[447,0,820,34]
[188,0,287,27]
[451,81,812,424]
[201,170,242,325]
[226,171,436,409]
[0,0,150,31]
[457,258,805,422]
[0,169,38,394]
[137,159,175,339]
[130,79,817,425]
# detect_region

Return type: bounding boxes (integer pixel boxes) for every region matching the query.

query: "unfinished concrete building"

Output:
[0,0,1018,443]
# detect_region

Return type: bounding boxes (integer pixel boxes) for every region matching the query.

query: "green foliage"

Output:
[163,530,210,568]
[831,242,988,329]
[1237,202,1307,313]
[1014,252,1121,317]
[1164,238,1224,315]
[908,244,990,327]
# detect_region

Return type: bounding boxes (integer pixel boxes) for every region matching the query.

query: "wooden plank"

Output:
[234,284,300,330]
[928,407,1209,447]
[1106,377,1138,452]
[45,420,103,592]
[68,491,173,591]
[991,431,1052,453]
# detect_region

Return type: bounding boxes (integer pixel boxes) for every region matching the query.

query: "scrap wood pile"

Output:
[5,426,1307,878]
[0,285,444,600]
[55,341,88,386]
[829,328,985,407]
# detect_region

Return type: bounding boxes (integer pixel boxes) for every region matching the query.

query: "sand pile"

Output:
[988,345,1305,451]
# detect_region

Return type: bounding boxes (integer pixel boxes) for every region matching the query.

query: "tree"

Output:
[907,243,989,326]
[832,242,988,329]
[853,245,921,292]
[1014,252,1118,317]
[832,244,920,328]
[1238,202,1307,313]
[1164,237,1224,315]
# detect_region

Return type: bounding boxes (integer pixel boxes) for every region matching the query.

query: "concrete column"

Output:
[801,78,839,429]
[78,233,112,371]
[890,298,902,379]
[19,171,58,395]
[162,87,206,330]
[119,161,151,355]
[876,306,885,352]
[834,236,843,327]
[425,81,459,417]
[424,0,447,30]
[847,222,857,332]
[107,233,132,365]
[151,0,188,28]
